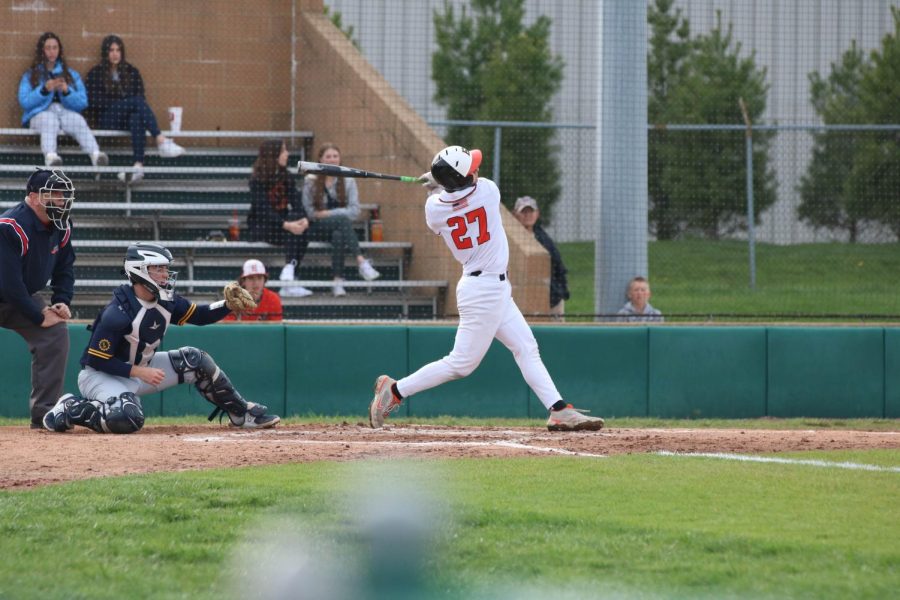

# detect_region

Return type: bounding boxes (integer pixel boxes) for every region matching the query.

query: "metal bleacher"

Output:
[0,130,447,320]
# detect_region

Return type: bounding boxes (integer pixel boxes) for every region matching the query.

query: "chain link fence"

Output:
[1,1,898,322]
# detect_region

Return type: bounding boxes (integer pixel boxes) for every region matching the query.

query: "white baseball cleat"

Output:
[43,393,75,432]
[369,375,401,428]
[546,404,605,432]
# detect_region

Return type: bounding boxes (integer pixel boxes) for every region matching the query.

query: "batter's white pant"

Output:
[29,103,100,157]
[78,352,196,401]
[397,274,562,409]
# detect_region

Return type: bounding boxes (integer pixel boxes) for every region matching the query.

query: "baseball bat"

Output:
[297,161,423,183]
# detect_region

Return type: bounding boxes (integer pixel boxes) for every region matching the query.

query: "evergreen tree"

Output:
[647,0,693,239]
[659,13,775,239]
[849,7,900,238]
[798,42,867,241]
[432,0,564,220]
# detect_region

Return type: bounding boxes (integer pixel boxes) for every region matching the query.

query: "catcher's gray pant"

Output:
[78,351,196,401]
[29,103,100,157]
[0,297,69,425]
[396,274,561,408]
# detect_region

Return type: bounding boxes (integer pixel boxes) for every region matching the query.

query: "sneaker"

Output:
[229,402,280,429]
[158,138,186,158]
[117,166,144,184]
[280,285,313,298]
[359,259,381,281]
[43,393,76,432]
[546,404,605,432]
[279,263,295,281]
[91,151,109,167]
[333,278,347,297]
[45,152,63,167]
[369,375,401,428]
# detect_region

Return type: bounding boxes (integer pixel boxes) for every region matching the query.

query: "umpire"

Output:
[0,169,75,428]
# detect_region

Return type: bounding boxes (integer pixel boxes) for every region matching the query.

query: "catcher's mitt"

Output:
[223,282,257,313]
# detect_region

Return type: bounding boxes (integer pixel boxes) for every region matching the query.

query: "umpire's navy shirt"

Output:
[0,201,75,325]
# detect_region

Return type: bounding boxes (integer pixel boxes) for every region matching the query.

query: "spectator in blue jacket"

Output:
[0,170,76,428]
[86,35,185,183]
[18,32,108,169]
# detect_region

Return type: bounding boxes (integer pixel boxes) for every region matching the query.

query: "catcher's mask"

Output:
[27,168,75,230]
[123,242,178,301]
[430,146,482,192]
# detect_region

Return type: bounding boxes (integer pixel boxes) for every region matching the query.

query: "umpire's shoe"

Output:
[43,393,76,432]
[229,402,280,429]
[369,375,402,428]
[547,404,605,432]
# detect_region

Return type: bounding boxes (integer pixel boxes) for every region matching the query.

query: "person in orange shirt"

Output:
[222,259,283,322]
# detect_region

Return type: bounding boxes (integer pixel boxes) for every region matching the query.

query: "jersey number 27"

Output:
[447,207,491,250]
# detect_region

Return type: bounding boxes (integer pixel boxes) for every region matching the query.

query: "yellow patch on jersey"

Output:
[98,339,111,351]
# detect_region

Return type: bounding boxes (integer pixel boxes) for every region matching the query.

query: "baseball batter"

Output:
[370,146,604,431]
[42,242,280,434]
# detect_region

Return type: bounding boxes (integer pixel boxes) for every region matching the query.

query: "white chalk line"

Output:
[181,434,606,458]
[656,451,900,473]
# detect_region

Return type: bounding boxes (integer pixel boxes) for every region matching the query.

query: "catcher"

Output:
[43,242,280,433]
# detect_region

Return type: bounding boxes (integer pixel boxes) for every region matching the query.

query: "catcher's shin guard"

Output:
[63,392,144,434]
[167,346,278,427]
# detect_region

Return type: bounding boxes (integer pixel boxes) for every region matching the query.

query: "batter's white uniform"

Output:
[395,178,562,407]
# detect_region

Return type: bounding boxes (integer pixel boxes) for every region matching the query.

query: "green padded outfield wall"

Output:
[887,328,900,419]
[767,327,884,418]
[648,328,767,419]
[0,324,896,419]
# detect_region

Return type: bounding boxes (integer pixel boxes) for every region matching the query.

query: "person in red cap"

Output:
[222,259,283,322]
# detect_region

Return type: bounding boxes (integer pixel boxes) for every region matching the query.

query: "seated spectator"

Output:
[247,139,313,298]
[18,32,109,168]
[513,196,570,320]
[222,260,283,322]
[617,276,664,322]
[301,143,380,297]
[85,35,185,183]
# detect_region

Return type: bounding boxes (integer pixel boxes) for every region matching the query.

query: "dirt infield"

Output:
[1,423,898,489]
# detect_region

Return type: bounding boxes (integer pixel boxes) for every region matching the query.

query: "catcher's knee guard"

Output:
[167,346,250,424]
[65,392,144,434]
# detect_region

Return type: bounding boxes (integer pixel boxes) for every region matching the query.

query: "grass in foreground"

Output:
[560,239,900,317]
[0,453,897,599]
[1,415,898,430]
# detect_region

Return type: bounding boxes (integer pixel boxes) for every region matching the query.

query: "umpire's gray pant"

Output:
[0,297,69,425]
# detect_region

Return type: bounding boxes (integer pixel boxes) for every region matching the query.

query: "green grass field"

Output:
[1,451,897,599]
[559,240,900,318]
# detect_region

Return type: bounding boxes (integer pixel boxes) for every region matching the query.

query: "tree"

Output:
[324,4,359,49]
[848,7,900,239]
[797,42,867,242]
[658,13,775,239]
[432,0,564,221]
[647,0,693,240]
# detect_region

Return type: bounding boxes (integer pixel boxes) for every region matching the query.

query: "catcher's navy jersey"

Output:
[81,284,230,378]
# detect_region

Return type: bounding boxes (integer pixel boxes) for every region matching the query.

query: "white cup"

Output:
[167,106,183,133]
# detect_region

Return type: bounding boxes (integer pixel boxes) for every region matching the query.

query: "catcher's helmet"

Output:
[26,168,75,230]
[124,242,178,301]
[430,146,482,192]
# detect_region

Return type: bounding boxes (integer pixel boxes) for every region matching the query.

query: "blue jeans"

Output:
[98,96,161,162]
